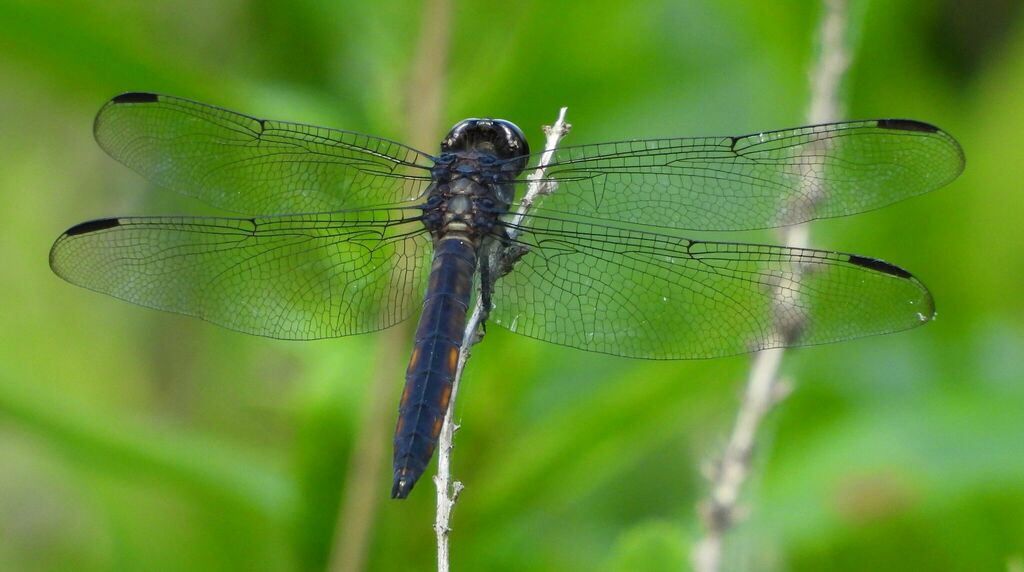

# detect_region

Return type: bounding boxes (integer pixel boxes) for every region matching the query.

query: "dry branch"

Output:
[692,1,852,570]
[434,108,571,572]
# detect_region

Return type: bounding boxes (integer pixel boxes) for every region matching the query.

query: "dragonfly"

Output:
[50,93,964,498]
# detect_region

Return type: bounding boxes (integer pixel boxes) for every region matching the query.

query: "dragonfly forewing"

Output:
[94,93,436,215]
[526,119,964,231]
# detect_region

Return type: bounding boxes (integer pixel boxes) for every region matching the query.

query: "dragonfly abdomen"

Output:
[392,236,477,499]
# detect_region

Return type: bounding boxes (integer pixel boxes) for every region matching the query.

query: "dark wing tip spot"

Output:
[876,119,939,133]
[64,218,121,236]
[111,92,160,104]
[847,254,912,278]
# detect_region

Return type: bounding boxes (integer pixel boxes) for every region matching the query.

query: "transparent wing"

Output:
[521,119,963,230]
[490,215,934,359]
[94,93,436,215]
[50,209,431,340]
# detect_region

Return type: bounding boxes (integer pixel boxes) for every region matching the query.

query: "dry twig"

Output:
[434,108,571,572]
[692,1,852,570]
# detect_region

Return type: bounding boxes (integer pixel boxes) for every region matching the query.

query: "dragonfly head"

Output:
[442,118,531,175]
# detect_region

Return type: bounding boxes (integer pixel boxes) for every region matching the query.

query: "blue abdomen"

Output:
[391,236,477,498]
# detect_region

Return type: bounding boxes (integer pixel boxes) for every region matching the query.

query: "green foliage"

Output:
[1,0,1022,570]
[606,521,690,572]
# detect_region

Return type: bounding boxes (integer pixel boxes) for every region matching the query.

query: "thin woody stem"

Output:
[692,1,851,571]
[434,108,571,572]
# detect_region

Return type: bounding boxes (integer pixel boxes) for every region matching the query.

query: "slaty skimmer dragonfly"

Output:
[50,93,964,497]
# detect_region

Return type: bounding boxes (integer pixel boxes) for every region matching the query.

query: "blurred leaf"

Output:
[0,373,296,521]
[605,520,690,572]
[757,389,1024,547]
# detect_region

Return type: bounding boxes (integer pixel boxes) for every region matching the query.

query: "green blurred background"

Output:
[1,0,1022,570]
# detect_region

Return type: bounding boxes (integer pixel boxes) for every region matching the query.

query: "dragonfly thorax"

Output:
[420,167,512,241]
[425,119,531,242]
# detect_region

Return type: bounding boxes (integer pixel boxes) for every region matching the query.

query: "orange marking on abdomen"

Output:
[407,347,421,372]
[438,384,452,410]
[400,381,412,408]
[447,346,459,373]
[431,416,444,438]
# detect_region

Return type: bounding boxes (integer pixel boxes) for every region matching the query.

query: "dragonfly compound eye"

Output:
[441,118,531,176]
